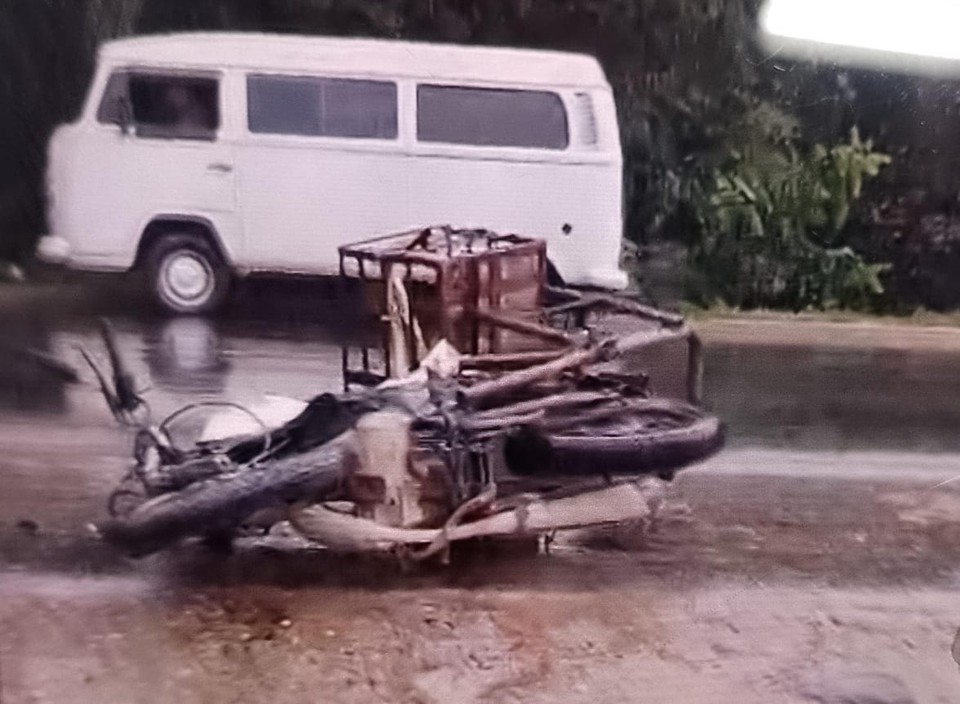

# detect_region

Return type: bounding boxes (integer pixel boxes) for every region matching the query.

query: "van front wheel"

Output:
[145,235,230,315]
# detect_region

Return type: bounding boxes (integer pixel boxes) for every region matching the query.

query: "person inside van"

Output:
[125,76,218,140]
[163,83,215,137]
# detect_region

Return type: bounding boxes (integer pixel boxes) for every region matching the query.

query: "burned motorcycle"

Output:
[92,228,724,559]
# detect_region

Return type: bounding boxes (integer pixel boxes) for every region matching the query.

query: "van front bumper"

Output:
[36,235,71,265]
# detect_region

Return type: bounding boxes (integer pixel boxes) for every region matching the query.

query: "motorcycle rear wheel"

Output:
[503,398,724,480]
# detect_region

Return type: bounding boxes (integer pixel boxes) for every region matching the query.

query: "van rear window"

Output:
[417,85,568,150]
[247,75,397,140]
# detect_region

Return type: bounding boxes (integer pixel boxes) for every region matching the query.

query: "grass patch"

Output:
[678,301,960,329]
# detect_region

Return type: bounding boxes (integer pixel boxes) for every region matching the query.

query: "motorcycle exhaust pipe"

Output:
[288,481,661,553]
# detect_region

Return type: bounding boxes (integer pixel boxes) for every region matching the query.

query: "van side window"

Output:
[417,85,568,150]
[97,72,219,141]
[574,92,599,147]
[247,75,397,139]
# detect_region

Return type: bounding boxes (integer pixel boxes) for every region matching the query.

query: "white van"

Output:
[39,32,626,313]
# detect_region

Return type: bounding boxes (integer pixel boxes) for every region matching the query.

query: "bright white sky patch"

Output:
[762,0,960,61]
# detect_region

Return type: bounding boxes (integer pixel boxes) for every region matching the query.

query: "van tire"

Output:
[145,234,230,315]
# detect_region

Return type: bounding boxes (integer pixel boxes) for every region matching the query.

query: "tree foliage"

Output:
[688,126,891,310]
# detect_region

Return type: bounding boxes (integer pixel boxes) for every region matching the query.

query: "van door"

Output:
[237,73,409,272]
[75,70,236,259]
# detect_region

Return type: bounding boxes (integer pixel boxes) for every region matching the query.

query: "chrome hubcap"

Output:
[161,251,214,307]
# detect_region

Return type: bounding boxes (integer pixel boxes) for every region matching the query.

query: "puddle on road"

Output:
[704,343,960,452]
[5,302,960,453]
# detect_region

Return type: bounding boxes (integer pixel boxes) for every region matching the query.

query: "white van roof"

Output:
[101,32,610,88]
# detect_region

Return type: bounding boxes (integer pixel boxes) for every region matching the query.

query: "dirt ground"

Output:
[2,315,960,703]
[3,460,960,703]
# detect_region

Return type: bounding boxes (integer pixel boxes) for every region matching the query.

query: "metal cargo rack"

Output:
[339,226,564,387]
[338,225,703,403]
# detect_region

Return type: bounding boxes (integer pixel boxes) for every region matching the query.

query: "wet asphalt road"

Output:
[1,279,960,703]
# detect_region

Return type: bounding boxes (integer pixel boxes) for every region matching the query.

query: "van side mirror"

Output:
[111,96,134,136]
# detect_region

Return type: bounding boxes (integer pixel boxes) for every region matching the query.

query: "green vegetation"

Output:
[687,127,891,311]
[679,300,960,330]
